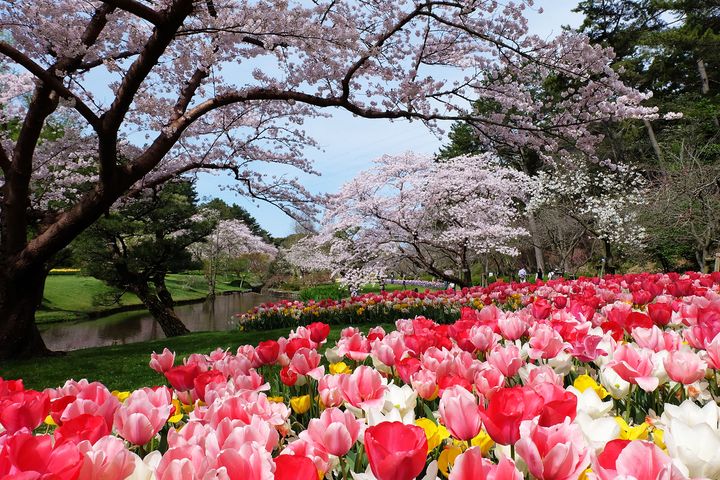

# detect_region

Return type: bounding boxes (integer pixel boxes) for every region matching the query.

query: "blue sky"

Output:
[196,1,585,237]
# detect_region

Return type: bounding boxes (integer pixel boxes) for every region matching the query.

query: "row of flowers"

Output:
[3,271,720,479]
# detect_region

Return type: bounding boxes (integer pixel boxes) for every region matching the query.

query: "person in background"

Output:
[518,266,527,282]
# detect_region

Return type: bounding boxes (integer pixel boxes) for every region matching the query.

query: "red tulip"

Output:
[0,377,24,396]
[164,364,202,392]
[193,370,227,403]
[285,338,312,360]
[479,386,542,445]
[364,422,428,480]
[307,322,331,343]
[532,298,552,320]
[647,302,672,326]
[0,432,84,480]
[256,340,280,365]
[280,366,298,386]
[274,454,318,480]
[553,296,567,309]
[0,390,50,434]
[54,413,109,445]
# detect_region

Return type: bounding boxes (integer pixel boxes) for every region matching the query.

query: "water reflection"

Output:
[39,292,281,351]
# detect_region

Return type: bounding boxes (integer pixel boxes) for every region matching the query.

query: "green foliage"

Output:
[75,181,214,299]
[437,122,484,159]
[298,283,348,301]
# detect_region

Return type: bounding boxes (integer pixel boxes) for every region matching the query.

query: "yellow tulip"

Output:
[438,445,462,478]
[415,418,450,452]
[615,417,649,440]
[579,468,593,480]
[652,427,666,450]
[168,399,184,423]
[290,395,312,414]
[44,415,56,426]
[470,430,494,455]
[329,362,352,375]
[111,390,131,402]
[268,396,285,403]
[574,374,609,399]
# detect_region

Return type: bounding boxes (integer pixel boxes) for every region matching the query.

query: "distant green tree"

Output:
[77,181,214,337]
[201,198,273,243]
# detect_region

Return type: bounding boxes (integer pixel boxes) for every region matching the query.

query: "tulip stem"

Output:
[354,443,364,473]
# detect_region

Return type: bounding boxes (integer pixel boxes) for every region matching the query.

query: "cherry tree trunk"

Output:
[0,266,53,359]
[133,285,190,337]
[526,211,546,276]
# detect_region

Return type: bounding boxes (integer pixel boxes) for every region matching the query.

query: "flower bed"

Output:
[3,271,720,479]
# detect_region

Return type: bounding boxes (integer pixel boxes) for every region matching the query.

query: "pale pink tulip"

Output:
[664,350,706,385]
[77,435,136,480]
[473,364,505,398]
[590,439,686,480]
[607,344,659,392]
[449,447,522,480]
[318,374,345,408]
[704,332,720,369]
[215,444,275,480]
[527,324,566,360]
[113,387,172,446]
[516,418,590,480]
[439,385,483,441]
[498,314,528,341]
[155,444,210,480]
[469,325,498,352]
[280,438,331,475]
[339,366,387,409]
[411,369,438,400]
[301,407,364,456]
[290,347,325,381]
[487,344,524,377]
[149,348,175,373]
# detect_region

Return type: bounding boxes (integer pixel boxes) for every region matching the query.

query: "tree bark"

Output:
[643,118,663,162]
[527,210,546,276]
[133,284,190,337]
[0,265,54,359]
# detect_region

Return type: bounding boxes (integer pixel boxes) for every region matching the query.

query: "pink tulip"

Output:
[155,444,210,480]
[301,407,364,456]
[606,344,659,392]
[704,332,720,369]
[60,382,120,430]
[449,447,522,480]
[411,369,438,400]
[516,418,590,480]
[289,347,325,381]
[336,333,371,362]
[215,443,275,480]
[113,386,172,446]
[498,314,528,341]
[77,435,136,480]
[149,348,175,373]
[339,365,387,409]
[469,325,498,352]
[527,324,566,360]
[664,350,707,385]
[487,344,524,377]
[590,439,686,480]
[439,385,483,441]
[473,363,505,398]
[318,374,345,408]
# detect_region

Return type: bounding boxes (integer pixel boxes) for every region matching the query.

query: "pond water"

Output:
[39,292,282,351]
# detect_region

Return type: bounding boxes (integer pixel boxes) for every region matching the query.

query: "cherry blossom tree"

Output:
[189,217,277,296]
[528,159,648,273]
[314,153,530,287]
[0,0,657,358]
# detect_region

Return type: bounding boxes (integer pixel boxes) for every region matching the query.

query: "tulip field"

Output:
[4,272,720,479]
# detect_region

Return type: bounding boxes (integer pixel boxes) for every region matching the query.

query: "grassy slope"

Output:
[37,273,246,323]
[0,324,393,392]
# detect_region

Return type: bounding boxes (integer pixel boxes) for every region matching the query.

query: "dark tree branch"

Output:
[0,42,101,130]
[99,0,163,24]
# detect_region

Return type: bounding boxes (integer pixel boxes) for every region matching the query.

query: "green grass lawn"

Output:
[0,324,393,391]
[37,273,249,324]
